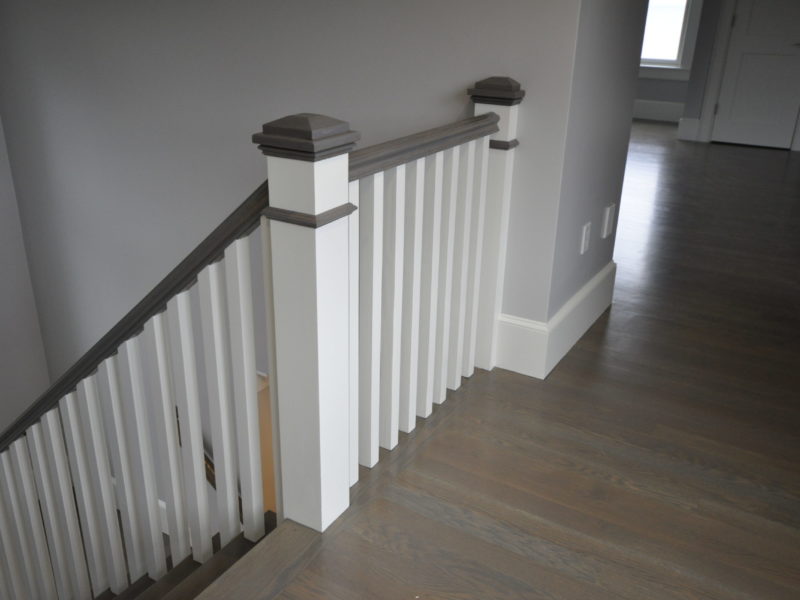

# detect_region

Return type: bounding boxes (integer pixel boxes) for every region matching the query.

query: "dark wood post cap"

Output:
[468,77,526,106]
[253,113,360,161]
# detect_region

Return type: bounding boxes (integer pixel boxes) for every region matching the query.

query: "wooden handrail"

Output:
[348,112,499,181]
[0,112,500,452]
[0,179,270,452]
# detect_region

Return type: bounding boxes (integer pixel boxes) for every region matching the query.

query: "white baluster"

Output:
[171,291,214,561]
[27,422,72,599]
[225,237,265,542]
[60,391,110,593]
[347,180,360,485]
[151,311,191,563]
[101,355,146,582]
[448,140,476,390]
[259,216,283,518]
[0,475,29,599]
[0,450,38,597]
[41,409,92,599]
[9,438,58,599]
[80,375,129,592]
[198,262,241,546]
[0,545,11,600]
[417,152,444,418]
[434,146,460,404]
[400,158,425,433]
[359,173,383,467]
[123,337,168,577]
[464,136,491,376]
[380,165,405,450]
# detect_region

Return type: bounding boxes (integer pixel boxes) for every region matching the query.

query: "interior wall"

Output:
[0,115,50,428]
[633,76,689,123]
[0,0,582,379]
[548,0,649,318]
[637,77,690,104]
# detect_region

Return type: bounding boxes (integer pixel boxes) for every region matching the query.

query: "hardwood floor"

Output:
[199,122,800,599]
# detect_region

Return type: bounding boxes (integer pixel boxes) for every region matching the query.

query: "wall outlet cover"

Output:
[602,204,616,239]
[580,222,591,255]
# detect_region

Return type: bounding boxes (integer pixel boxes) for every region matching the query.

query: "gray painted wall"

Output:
[637,77,689,103]
[0,0,586,378]
[0,116,50,428]
[548,0,649,317]
[0,0,643,385]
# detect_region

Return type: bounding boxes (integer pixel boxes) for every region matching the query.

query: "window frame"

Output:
[639,0,705,81]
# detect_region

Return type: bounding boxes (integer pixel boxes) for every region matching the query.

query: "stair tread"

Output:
[109,575,155,600]
[135,557,200,600]
[195,521,319,599]
[161,534,256,600]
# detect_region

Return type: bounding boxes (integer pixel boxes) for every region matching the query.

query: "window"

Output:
[640,0,703,79]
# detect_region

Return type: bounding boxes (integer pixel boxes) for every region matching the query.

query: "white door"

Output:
[712,0,800,149]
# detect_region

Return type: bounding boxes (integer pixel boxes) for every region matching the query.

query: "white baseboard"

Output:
[494,314,549,378]
[633,100,684,123]
[677,117,701,141]
[495,262,616,379]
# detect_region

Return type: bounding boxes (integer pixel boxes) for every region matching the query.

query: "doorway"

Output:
[711,0,800,149]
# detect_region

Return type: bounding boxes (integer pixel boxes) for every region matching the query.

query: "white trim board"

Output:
[696,0,737,142]
[495,262,616,379]
[633,100,684,123]
[677,117,701,141]
[638,66,690,81]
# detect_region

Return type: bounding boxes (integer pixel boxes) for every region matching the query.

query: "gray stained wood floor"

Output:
[200,123,800,600]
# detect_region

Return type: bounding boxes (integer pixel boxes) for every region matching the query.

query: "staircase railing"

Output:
[0,179,269,452]
[0,75,523,600]
[0,181,275,599]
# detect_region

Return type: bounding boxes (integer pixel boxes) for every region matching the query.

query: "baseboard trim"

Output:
[495,262,616,379]
[677,117,701,141]
[633,99,684,123]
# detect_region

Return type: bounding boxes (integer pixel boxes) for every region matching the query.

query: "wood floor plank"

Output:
[418,428,800,593]
[380,480,711,600]
[279,530,476,600]
[392,467,730,600]
[195,521,319,600]
[348,498,621,600]
[452,406,800,532]
[407,451,797,600]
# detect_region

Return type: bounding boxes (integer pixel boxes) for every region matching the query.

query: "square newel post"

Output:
[468,77,525,371]
[253,114,360,532]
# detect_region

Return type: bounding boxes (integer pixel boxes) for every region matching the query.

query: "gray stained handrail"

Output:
[0,179,270,452]
[0,112,500,452]
[348,112,499,181]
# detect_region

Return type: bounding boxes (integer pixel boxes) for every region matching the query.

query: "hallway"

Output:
[200,123,800,600]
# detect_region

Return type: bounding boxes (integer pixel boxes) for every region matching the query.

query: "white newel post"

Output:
[253,114,359,532]
[469,77,525,371]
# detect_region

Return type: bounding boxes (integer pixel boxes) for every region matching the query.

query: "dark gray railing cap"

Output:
[253,113,360,161]
[468,76,526,106]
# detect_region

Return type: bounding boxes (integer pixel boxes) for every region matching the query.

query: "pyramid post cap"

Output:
[252,113,360,161]
[467,76,526,106]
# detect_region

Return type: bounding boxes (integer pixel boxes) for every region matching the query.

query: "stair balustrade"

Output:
[0,76,523,599]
